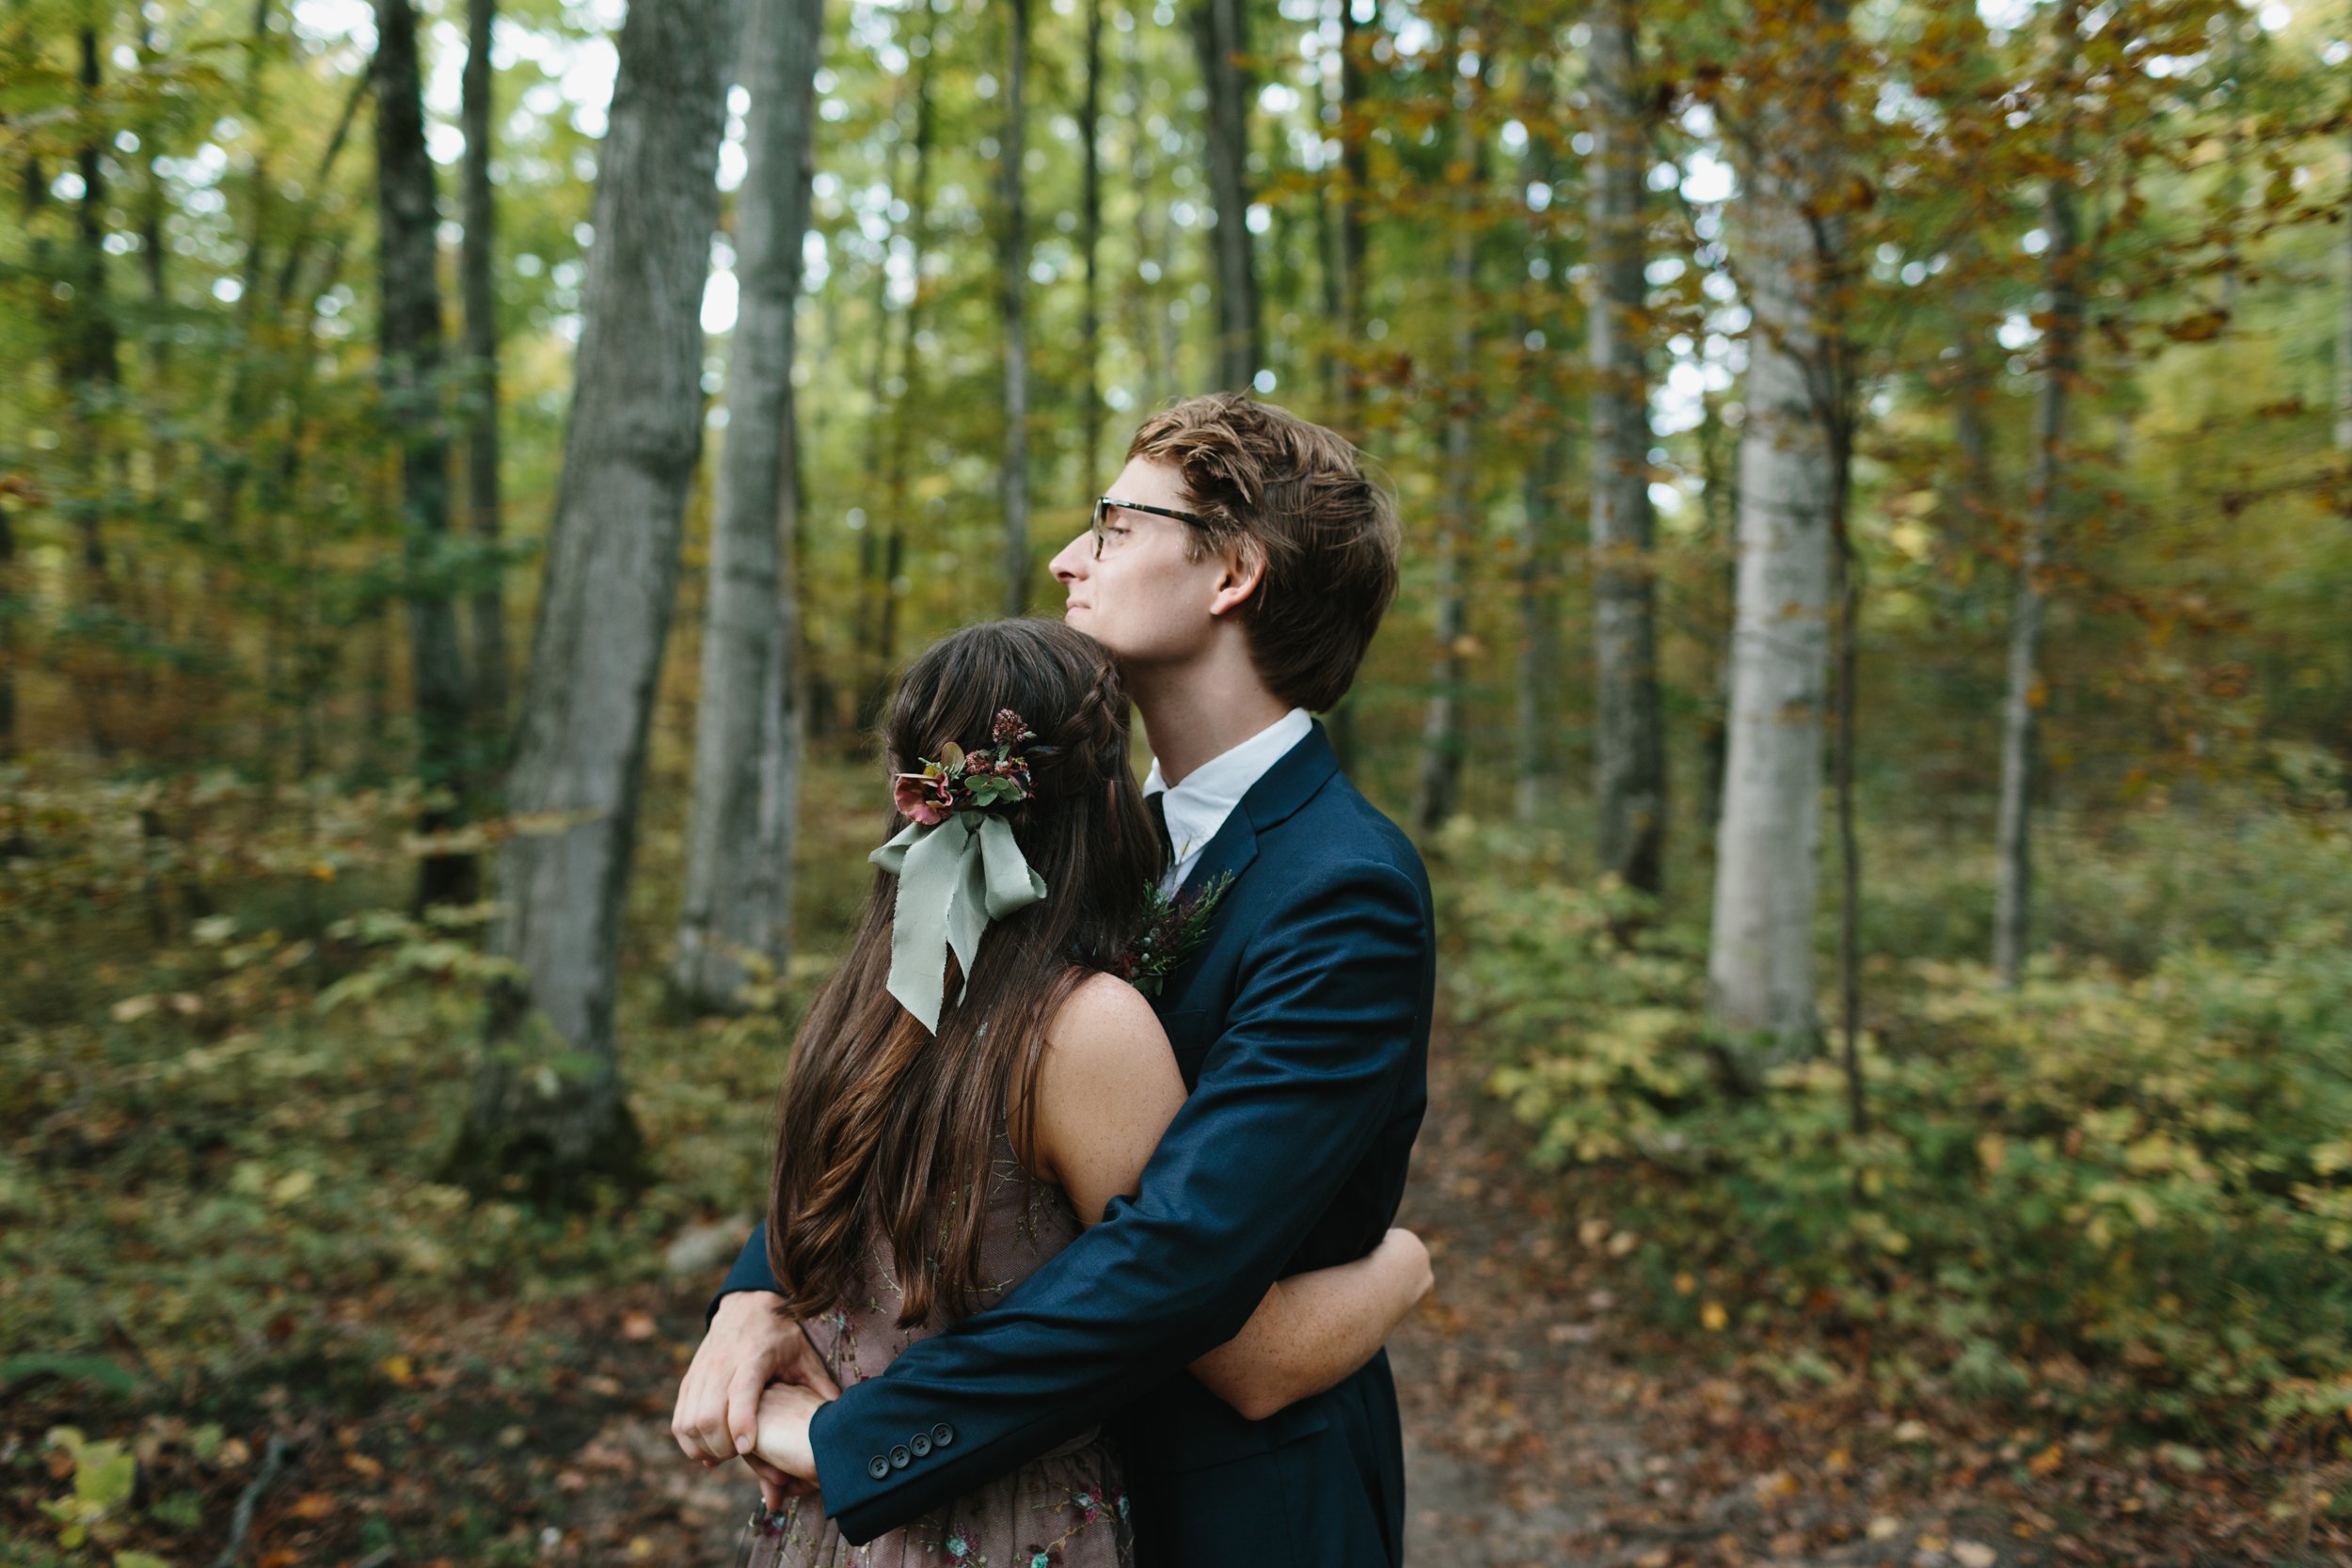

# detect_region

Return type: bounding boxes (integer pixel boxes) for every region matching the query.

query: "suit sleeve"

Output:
[805,855,1430,1544]
[705,1223,783,1327]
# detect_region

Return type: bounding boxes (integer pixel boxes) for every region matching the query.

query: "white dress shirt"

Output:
[1142,707,1312,895]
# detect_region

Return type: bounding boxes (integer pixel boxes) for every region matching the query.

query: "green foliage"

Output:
[1459,805,2352,1447]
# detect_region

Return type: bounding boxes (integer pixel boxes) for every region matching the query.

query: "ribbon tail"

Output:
[879,819,970,1033]
[976,816,1051,918]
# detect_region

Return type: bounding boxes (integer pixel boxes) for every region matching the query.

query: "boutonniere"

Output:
[1116,872,1233,997]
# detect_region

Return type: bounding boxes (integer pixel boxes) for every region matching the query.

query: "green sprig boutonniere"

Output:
[1116,872,1233,998]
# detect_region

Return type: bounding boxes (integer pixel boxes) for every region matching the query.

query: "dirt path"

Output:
[600,1034,2317,1568]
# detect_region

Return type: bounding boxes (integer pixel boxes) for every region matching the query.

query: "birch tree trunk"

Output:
[1193,0,1260,389]
[1586,0,1664,895]
[449,0,741,1199]
[1411,43,1479,834]
[998,0,1032,615]
[673,0,822,1014]
[461,0,510,736]
[1994,26,2083,989]
[374,0,476,910]
[1708,0,1851,1057]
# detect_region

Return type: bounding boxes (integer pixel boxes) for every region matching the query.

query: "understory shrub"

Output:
[1454,806,2352,1447]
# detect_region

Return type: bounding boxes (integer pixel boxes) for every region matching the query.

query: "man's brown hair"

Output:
[1126,391,1399,712]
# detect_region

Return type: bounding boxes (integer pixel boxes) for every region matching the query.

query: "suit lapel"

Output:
[1152,722,1343,1023]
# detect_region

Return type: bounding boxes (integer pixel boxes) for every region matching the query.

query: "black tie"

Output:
[1146,790,1174,871]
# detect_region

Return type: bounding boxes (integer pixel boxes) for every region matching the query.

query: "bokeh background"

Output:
[4,0,2350,1562]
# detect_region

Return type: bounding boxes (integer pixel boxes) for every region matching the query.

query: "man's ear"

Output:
[1207,537,1265,618]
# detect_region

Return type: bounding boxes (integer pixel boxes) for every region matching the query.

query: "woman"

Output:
[737,619,1432,1567]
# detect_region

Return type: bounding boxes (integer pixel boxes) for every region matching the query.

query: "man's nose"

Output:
[1049,533,1089,584]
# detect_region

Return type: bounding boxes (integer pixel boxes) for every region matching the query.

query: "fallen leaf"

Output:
[286,1493,335,1521]
[1953,1542,1997,1568]
[622,1310,658,1341]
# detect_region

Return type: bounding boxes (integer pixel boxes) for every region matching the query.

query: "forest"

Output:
[4,0,2350,1562]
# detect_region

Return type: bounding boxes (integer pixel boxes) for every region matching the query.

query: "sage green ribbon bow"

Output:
[869,812,1049,1033]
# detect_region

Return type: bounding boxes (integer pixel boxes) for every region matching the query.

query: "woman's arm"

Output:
[1027,975,1435,1424]
[1186,1227,1430,1420]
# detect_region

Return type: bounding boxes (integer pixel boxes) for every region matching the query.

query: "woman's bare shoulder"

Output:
[1043,971,1172,1068]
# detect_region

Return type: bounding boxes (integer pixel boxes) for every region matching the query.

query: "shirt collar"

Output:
[1142,707,1312,861]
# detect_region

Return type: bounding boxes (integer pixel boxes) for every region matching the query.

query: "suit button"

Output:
[931,1422,955,1448]
[889,1445,912,1470]
[866,1455,890,1481]
[910,1433,932,1458]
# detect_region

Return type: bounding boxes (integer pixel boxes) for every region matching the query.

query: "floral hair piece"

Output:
[893,708,1039,826]
[871,708,1049,1032]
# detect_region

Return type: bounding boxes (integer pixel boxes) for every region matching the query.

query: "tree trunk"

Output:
[1080,0,1104,480]
[1193,0,1260,389]
[1411,40,1479,834]
[1708,0,1851,1058]
[0,494,15,758]
[1586,0,1664,897]
[461,0,511,737]
[2336,133,2352,453]
[1126,19,1175,411]
[1994,22,2083,989]
[374,0,476,910]
[69,24,119,713]
[673,0,822,1014]
[998,0,1032,615]
[448,0,742,1202]
[1514,57,1566,831]
[865,6,937,728]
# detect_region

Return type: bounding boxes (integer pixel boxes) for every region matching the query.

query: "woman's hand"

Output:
[750,1380,830,1506]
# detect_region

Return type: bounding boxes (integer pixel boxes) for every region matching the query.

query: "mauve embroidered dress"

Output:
[735,1141,1133,1568]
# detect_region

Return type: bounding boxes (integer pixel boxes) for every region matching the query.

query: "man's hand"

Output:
[672,1291,841,1470]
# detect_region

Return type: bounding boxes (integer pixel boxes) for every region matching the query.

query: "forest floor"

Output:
[5,1022,2332,1568]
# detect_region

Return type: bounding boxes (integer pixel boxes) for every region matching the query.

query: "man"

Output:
[675,392,1434,1564]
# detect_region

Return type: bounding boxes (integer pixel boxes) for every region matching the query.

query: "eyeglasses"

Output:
[1089,495,1211,559]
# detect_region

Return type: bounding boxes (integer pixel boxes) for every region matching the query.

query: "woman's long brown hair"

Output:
[766,619,1163,1327]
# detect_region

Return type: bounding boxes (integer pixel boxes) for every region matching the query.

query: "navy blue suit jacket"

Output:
[714,722,1434,1564]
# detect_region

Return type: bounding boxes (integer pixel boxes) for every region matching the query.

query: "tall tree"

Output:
[449,0,743,1197]
[866,2,939,723]
[1585,0,1664,896]
[1193,0,1260,388]
[1126,15,1176,410]
[1708,0,1852,1057]
[461,0,510,734]
[1079,0,1104,479]
[0,489,15,758]
[1514,55,1569,830]
[2336,133,2352,453]
[998,0,1032,615]
[1320,0,1375,430]
[1411,31,1480,834]
[67,24,119,635]
[373,0,475,909]
[673,0,823,1014]
[1994,0,2085,989]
